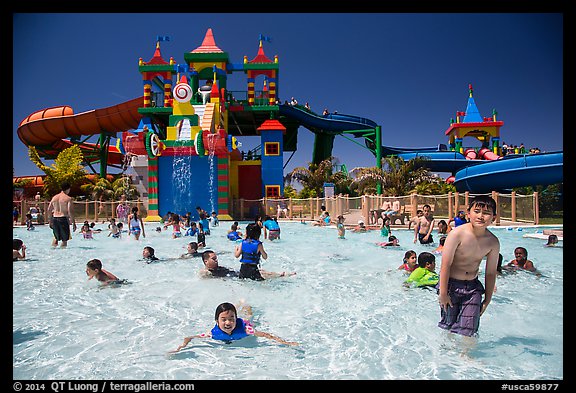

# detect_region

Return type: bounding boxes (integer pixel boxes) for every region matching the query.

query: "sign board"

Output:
[323,182,335,198]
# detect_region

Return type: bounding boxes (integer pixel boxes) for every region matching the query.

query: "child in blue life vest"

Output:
[263,215,281,240]
[234,223,295,280]
[227,223,243,241]
[199,213,211,235]
[234,223,268,280]
[169,301,298,352]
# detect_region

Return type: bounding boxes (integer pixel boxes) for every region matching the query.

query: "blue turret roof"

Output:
[462,84,483,123]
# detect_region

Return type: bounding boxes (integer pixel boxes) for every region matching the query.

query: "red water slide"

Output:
[17,97,144,165]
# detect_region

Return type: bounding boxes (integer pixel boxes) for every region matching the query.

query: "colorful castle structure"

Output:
[117,29,294,221]
[444,84,504,159]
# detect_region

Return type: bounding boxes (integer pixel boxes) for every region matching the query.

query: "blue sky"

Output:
[13,13,563,178]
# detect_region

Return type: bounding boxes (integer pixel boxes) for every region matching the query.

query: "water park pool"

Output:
[13,222,563,380]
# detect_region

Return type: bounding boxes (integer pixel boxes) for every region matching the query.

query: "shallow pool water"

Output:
[13,222,563,380]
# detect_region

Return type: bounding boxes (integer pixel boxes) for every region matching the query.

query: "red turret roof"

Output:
[146,42,169,65]
[191,28,223,53]
[249,41,273,63]
[257,119,286,132]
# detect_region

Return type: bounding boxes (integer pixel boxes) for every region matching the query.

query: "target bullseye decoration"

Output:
[173,82,193,103]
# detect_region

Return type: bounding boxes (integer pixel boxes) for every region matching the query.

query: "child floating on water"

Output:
[169,301,298,353]
[545,234,560,247]
[404,251,439,288]
[377,235,399,247]
[505,247,536,272]
[85,259,120,285]
[398,250,417,273]
[181,242,202,258]
[143,246,159,263]
[352,219,367,233]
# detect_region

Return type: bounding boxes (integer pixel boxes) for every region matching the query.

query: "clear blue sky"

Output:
[13,13,563,178]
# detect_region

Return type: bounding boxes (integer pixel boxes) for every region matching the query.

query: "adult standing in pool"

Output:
[47,181,77,248]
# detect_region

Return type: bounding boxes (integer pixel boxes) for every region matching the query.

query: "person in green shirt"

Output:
[404,252,439,288]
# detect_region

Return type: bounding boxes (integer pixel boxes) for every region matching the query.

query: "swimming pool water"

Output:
[13,222,563,380]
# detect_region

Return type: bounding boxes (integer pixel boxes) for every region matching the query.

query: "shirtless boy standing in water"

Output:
[47,182,77,248]
[437,195,500,338]
[413,204,435,244]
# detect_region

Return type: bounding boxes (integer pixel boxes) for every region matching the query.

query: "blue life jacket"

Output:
[185,227,198,237]
[240,239,261,264]
[200,219,210,234]
[227,231,241,241]
[211,318,248,342]
[264,220,280,231]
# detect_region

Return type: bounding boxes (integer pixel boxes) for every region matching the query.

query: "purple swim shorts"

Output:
[437,277,485,337]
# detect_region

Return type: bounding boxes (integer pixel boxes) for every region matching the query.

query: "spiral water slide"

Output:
[17,97,143,165]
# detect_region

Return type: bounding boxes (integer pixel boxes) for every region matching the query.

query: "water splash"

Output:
[172,142,193,214]
[206,134,217,214]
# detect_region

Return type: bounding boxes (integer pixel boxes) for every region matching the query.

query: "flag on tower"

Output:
[258,34,272,43]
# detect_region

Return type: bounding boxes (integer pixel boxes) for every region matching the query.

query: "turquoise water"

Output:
[13,222,563,380]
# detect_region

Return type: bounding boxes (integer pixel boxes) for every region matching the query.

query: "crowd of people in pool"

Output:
[13,184,561,348]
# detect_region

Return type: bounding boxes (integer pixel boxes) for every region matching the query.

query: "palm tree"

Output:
[350,156,435,196]
[285,156,350,197]
[80,175,114,201]
[111,175,140,200]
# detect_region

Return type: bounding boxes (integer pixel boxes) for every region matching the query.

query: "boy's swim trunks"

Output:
[437,277,484,337]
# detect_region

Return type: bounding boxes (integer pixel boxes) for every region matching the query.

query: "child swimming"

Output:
[398,250,417,273]
[169,301,298,352]
[13,239,26,261]
[85,259,121,285]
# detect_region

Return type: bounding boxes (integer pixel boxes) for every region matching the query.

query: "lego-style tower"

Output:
[137,40,176,221]
[445,84,504,155]
[257,119,286,198]
[244,39,279,106]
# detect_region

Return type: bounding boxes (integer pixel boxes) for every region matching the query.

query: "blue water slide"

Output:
[279,104,377,134]
[394,151,493,173]
[453,151,563,193]
[279,104,439,158]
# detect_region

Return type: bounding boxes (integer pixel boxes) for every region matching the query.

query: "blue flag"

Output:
[258,34,272,43]
[156,35,171,42]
